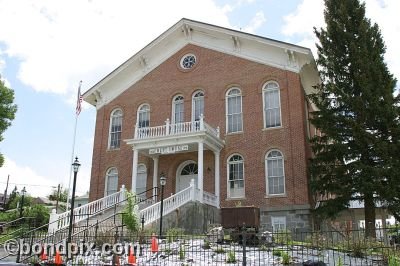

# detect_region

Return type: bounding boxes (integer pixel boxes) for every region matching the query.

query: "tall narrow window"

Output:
[227,154,245,198]
[192,91,204,121]
[137,104,150,128]
[172,95,184,123]
[266,150,285,195]
[226,88,243,133]
[263,82,281,128]
[105,167,118,196]
[109,109,122,149]
[136,164,147,197]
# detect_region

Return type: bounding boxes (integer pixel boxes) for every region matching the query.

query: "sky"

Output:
[0,0,399,199]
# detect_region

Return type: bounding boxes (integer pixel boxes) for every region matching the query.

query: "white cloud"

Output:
[0,156,90,198]
[0,0,231,95]
[243,11,266,33]
[282,0,400,85]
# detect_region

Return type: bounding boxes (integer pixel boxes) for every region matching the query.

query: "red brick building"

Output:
[83,18,319,231]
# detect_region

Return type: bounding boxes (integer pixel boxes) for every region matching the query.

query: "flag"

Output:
[76,81,83,115]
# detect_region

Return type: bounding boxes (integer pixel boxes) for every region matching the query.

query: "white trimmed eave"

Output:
[83,18,319,109]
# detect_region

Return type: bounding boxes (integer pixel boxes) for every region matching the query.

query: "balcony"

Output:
[126,114,224,155]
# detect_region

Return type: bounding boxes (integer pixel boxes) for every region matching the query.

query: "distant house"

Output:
[75,193,89,207]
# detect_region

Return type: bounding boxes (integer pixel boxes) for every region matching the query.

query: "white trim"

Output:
[172,94,184,124]
[265,149,286,196]
[225,87,243,134]
[105,167,118,197]
[108,108,123,149]
[191,90,204,122]
[226,153,245,199]
[262,81,282,129]
[137,103,150,128]
[176,160,198,192]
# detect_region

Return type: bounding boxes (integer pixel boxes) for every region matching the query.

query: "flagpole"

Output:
[66,81,82,211]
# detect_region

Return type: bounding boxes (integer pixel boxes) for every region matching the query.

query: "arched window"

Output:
[263,82,281,128]
[105,167,118,196]
[137,104,150,128]
[226,88,243,133]
[227,154,245,198]
[192,91,204,121]
[266,150,285,195]
[136,164,147,196]
[172,95,184,123]
[109,109,123,149]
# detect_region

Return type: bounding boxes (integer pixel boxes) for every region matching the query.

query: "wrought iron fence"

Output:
[12,225,400,265]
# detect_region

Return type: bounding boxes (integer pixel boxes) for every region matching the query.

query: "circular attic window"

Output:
[180,54,197,70]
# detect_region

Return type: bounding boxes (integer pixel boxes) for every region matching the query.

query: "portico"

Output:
[124,114,224,204]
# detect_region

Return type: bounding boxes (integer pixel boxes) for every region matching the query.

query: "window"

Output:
[227,154,245,198]
[180,54,197,69]
[192,91,204,121]
[266,150,285,195]
[109,109,122,149]
[172,95,184,123]
[136,164,147,196]
[263,82,281,128]
[226,88,243,133]
[271,216,286,232]
[137,104,150,128]
[105,168,118,196]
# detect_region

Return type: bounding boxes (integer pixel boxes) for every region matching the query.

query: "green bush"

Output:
[226,250,236,263]
[281,251,291,265]
[120,192,139,234]
[166,227,185,243]
[274,229,292,245]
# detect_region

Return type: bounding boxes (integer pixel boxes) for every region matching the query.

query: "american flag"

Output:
[76,81,83,115]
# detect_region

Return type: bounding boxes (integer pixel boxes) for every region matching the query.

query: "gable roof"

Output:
[83,18,319,109]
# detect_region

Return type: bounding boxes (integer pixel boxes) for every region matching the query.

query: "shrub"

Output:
[274,229,292,245]
[166,228,184,243]
[281,251,291,265]
[226,250,236,263]
[179,244,185,261]
[202,240,211,249]
[121,192,139,234]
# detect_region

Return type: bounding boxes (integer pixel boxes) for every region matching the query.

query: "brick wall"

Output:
[89,44,311,213]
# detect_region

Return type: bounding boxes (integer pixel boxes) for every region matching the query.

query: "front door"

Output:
[176,161,198,192]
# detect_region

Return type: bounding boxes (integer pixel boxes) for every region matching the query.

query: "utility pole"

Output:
[55,184,61,213]
[3,175,10,209]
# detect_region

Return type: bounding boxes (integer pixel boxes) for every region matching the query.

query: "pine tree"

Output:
[309,0,400,237]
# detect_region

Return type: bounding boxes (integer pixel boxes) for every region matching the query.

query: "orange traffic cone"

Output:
[40,245,48,261]
[151,234,159,253]
[54,250,63,265]
[128,247,136,265]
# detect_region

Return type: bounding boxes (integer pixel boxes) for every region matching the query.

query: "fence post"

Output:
[242,223,247,266]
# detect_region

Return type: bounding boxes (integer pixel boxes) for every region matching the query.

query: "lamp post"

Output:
[67,157,80,250]
[19,187,26,218]
[159,173,166,238]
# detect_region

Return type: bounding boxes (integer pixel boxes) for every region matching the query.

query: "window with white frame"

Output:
[192,91,204,121]
[226,88,243,133]
[136,164,147,196]
[105,167,118,196]
[271,216,286,232]
[263,82,281,128]
[137,104,150,128]
[266,150,285,195]
[172,95,184,123]
[227,154,245,198]
[109,109,122,149]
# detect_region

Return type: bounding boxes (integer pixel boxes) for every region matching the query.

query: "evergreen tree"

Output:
[0,76,17,167]
[309,0,400,237]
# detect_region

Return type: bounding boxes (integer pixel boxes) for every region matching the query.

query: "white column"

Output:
[131,149,139,193]
[214,151,220,206]
[152,157,159,200]
[198,141,204,203]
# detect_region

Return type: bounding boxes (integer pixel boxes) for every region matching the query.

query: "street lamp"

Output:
[159,173,166,238]
[67,157,80,250]
[19,187,26,218]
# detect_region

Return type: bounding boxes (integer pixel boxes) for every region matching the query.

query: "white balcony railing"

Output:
[135,114,220,140]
